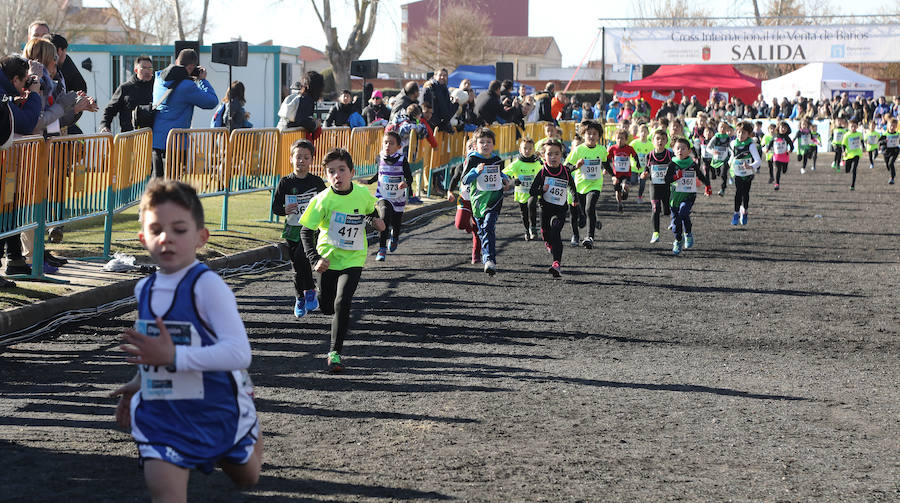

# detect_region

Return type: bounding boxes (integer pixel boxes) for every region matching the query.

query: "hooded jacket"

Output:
[0,69,41,135]
[150,65,218,150]
[100,73,154,132]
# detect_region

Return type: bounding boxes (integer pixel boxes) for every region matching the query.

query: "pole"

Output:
[600,27,606,114]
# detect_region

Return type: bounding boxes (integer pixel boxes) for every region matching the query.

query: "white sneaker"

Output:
[484,260,496,276]
[800,168,806,174]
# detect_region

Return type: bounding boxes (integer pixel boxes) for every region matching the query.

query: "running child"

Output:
[534,122,559,153]
[831,118,847,171]
[691,113,709,158]
[503,137,543,241]
[565,120,609,248]
[272,139,326,317]
[766,121,794,191]
[447,137,481,264]
[639,129,673,243]
[794,119,815,175]
[666,138,712,255]
[753,120,765,143]
[729,121,762,226]
[299,148,386,372]
[530,139,578,277]
[110,180,262,501]
[565,132,585,246]
[705,121,732,196]
[366,131,414,261]
[607,128,642,213]
[841,119,864,190]
[460,127,510,276]
[882,118,898,184]
[865,123,881,170]
[762,123,776,181]
[810,123,822,170]
[630,124,653,202]
[699,126,715,183]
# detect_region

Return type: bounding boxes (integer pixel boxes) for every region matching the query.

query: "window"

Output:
[112,54,170,90]
[527,64,536,77]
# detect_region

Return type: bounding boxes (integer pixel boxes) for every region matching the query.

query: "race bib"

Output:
[866,134,880,146]
[847,137,861,151]
[284,193,314,226]
[733,158,753,177]
[542,177,567,205]
[833,130,845,143]
[701,144,711,159]
[713,146,728,161]
[773,140,788,154]
[887,135,899,148]
[460,183,471,201]
[137,320,204,401]
[515,174,534,194]
[327,211,366,251]
[613,155,630,173]
[380,174,406,202]
[650,164,668,184]
[800,133,811,146]
[637,153,648,168]
[582,159,602,180]
[675,170,697,193]
[692,138,700,150]
[476,164,502,191]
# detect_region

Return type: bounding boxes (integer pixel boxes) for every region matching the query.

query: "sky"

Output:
[95,0,898,67]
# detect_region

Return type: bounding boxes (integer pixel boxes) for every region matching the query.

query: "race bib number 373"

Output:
[137,320,204,401]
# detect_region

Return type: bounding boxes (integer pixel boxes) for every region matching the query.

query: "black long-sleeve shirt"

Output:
[100,74,154,131]
[529,163,578,206]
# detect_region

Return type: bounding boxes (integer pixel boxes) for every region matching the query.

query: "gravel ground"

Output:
[1,159,898,502]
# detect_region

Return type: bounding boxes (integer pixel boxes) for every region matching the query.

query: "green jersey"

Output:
[708,133,731,168]
[865,131,881,152]
[503,156,542,204]
[831,127,847,146]
[566,143,608,194]
[762,134,774,161]
[884,132,900,149]
[670,157,703,207]
[299,183,377,271]
[841,131,864,160]
[629,138,654,173]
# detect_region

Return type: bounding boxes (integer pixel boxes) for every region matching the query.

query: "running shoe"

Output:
[529,226,539,240]
[831,161,837,171]
[768,177,774,184]
[800,168,806,174]
[636,195,643,203]
[545,242,551,254]
[773,183,780,191]
[581,236,593,249]
[617,202,623,213]
[731,212,740,226]
[869,163,874,169]
[740,212,748,226]
[484,260,496,276]
[667,223,674,230]
[650,232,660,243]
[375,247,386,261]
[523,232,531,242]
[388,237,398,252]
[890,178,895,185]
[0,276,15,288]
[43,263,58,275]
[570,236,579,247]
[293,297,307,318]
[850,186,855,191]
[408,196,423,205]
[549,261,561,277]
[578,213,586,229]
[672,240,682,256]
[684,233,694,249]
[327,351,344,373]
[4,263,31,276]
[45,250,67,266]
[717,188,725,197]
[304,289,319,312]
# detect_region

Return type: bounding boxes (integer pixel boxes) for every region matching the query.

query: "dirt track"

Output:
[1,159,898,502]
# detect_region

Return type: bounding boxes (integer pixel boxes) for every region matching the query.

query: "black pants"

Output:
[0,236,23,261]
[734,175,753,212]
[584,190,602,238]
[319,267,363,354]
[540,203,568,263]
[376,200,403,248]
[801,149,814,170]
[845,156,859,188]
[152,148,166,178]
[884,147,898,179]
[868,149,878,165]
[518,199,537,231]
[775,161,788,184]
[833,145,843,166]
[286,239,316,296]
[650,197,671,233]
[767,159,774,180]
[569,193,585,240]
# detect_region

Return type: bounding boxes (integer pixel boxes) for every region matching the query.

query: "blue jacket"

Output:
[0,70,42,135]
[151,66,218,149]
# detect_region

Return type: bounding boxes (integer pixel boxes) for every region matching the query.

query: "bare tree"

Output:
[309,0,378,93]
[0,0,68,55]
[630,0,714,27]
[197,0,210,45]
[407,1,490,71]
[110,0,179,44]
[173,0,186,40]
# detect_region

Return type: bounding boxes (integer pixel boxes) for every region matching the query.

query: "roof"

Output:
[615,65,761,92]
[299,45,326,62]
[65,7,120,26]
[484,36,555,56]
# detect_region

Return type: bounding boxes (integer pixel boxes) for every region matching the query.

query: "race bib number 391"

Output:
[137,320,204,401]
[582,159,601,180]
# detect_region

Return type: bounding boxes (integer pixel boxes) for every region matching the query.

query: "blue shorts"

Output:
[137,421,258,473]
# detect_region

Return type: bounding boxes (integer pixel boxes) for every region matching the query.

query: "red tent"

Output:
[613,65,762,117]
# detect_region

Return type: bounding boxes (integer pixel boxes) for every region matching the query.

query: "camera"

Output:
[25,75,38,87]
[191,66,202,78]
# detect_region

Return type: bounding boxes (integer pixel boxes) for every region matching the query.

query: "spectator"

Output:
[0,55,43,288]
[536,82,554,122]
[23,37,96,136]
[684,95,700,118]
[474,80,506,126]
[550,92,567,121]
[28,22,88,134]
[361,90,390,125]
[150,48,218,178]
[607,100,623,122]
[213,81,252,131]
[422,68,456,133]
[677,95,689,116]
[100,55,154,133]
[391,81,419,121]
[324,89,356,127]
[277,71,324,132]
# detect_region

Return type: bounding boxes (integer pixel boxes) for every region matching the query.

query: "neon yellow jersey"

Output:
[566,143,608,193]
[629,139,654,173]
[841,131,864,160]
[762,134,774,161]
[865,131,881,152]
[503,158,543,204]
[299,183,377,271]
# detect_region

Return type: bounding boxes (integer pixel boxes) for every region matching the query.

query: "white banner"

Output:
[605,24,900,64]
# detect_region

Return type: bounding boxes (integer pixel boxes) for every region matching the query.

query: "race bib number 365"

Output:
[137,320,204,401]
[328,212,366,251]
[476,164,502,191]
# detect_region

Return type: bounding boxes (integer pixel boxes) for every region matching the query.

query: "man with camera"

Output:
[150,49,218,178]
[99,56,154,134]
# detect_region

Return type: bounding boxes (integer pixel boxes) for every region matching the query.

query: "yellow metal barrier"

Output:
[0,136,47,239]
[111,128,153,212]
[525,121,550,142]
[277,127,307,177]
[603,122,618,142]
[46,134,114,226]
[165,128,230,196]
[348,126,384,179]
[311,127,351,178]
[226,128,280,194]
[559,121,576,142]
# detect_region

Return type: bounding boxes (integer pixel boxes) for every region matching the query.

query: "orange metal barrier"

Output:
[165,128,230,196]
[0,136,47,239]
[277,128,307,177]
[45,134,114,227]
[226,128,279,195]
[111,128,153,212]
[310,127,351,178]
[348,126,383,179]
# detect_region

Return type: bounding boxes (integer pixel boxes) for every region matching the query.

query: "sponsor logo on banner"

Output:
[651,90,675,101]
[616,90,640,99]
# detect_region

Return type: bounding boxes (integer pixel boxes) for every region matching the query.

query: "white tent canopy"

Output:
[761,63,886,102]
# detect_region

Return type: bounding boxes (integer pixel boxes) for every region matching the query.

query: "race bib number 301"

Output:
[328,212,366,251]
[137,320,204,401]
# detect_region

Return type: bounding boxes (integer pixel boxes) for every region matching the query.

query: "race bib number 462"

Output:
[137,320,204,401]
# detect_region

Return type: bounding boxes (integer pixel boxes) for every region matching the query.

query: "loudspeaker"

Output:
[495,62,514,82]
[350,59,378,79]
[642,65,660,79]
[174,40,200,59]
[211,41,249,67]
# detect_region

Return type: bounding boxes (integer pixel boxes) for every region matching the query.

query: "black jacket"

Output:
[423,80,457,133]
[100,74,154,132]
[325,102,354,127]
[390,92,415,121]
[535,93,553,122]
[361,103,390,124]
[474,91,504,126]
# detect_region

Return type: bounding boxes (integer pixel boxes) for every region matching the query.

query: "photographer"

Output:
[150,48,218,178]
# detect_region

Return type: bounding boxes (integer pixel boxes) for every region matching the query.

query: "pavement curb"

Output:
[0,199,455,339]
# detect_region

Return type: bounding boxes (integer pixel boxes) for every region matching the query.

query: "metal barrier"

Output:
[277,127,307,177]
[220,128,280,230]
[310,127,351,178]
[603,122,619,141]
[559,121,576,143]
[45,134,114,228]
[164,128,230,198]
[348,126,383,179]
